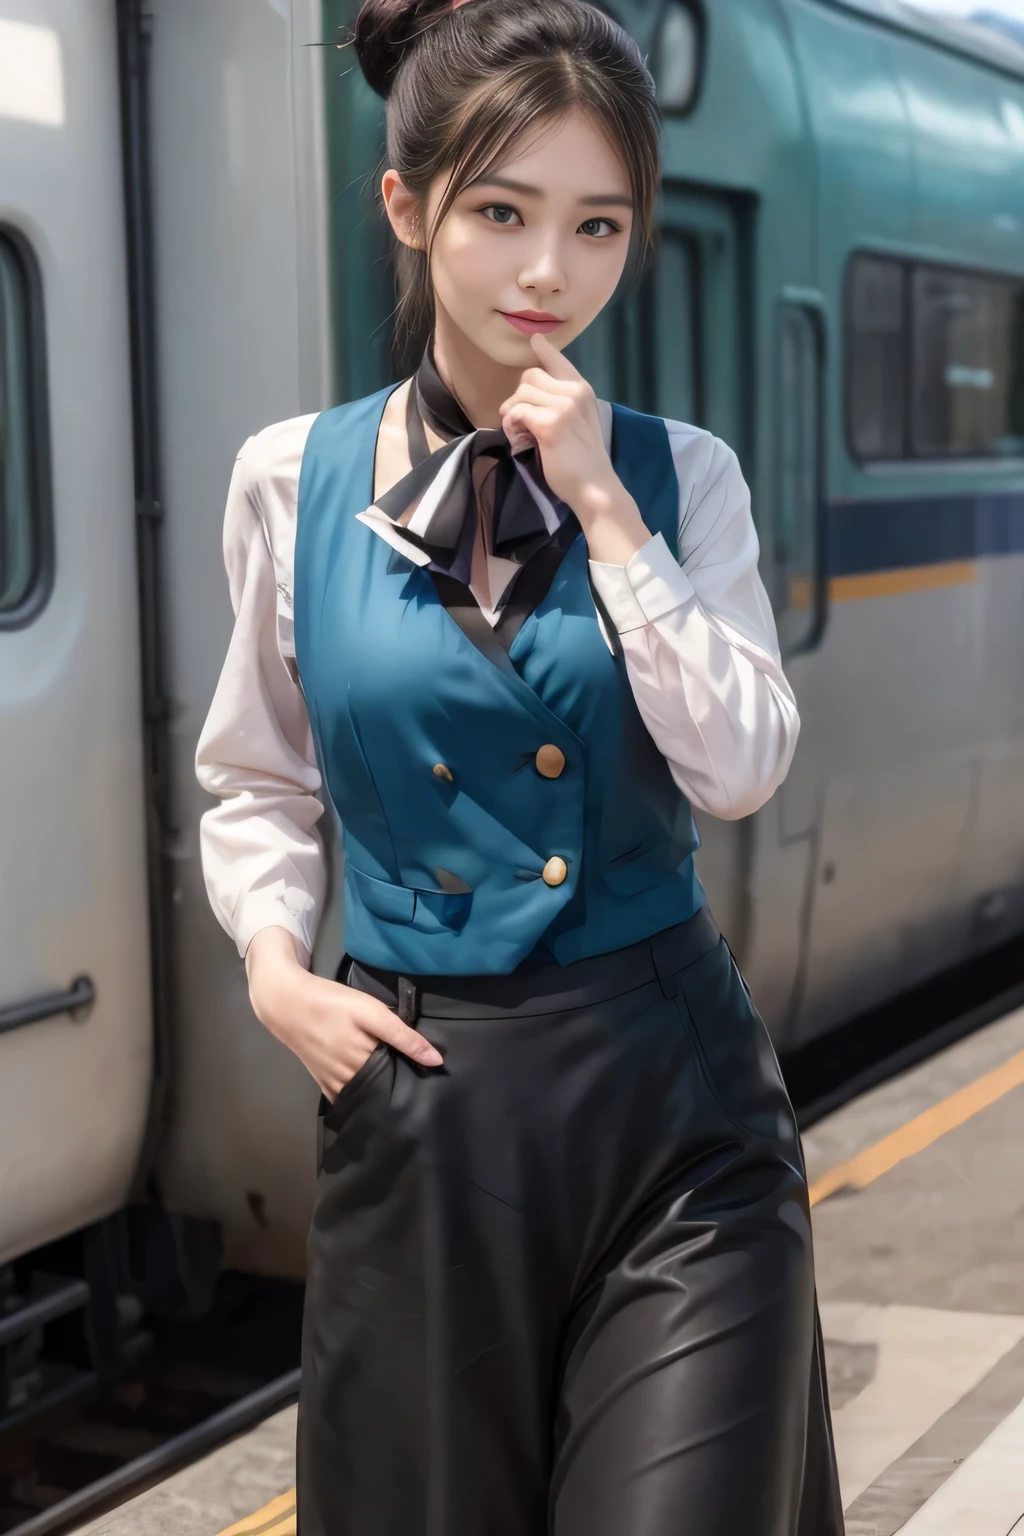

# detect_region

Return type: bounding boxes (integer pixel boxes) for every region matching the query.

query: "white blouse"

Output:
[195,400,800,965]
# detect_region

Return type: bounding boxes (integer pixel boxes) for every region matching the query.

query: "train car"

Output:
[0,0,1022,1374]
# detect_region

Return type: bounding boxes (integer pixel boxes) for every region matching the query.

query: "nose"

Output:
[517,229,567,298]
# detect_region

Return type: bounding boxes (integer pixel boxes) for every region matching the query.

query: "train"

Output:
[0,0,1022,1382]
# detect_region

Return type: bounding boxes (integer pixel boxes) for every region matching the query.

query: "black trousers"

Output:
[297,909,844,1535]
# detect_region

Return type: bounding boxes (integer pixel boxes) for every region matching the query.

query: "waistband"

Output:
[344,907,722,1025]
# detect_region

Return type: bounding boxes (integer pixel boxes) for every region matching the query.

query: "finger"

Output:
[499,380,568,416]
[504,403,559,441]
[330,1025,380,1093]
[501,370,586,418]
[317,1024,376,1098]
[357,996,443,1067]
[506,375,581,413]
[505,423,538,455]
[503,382,567,414]
[520,366,581,395]
[529,330,582,381]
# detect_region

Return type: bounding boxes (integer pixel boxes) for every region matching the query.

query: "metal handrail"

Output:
[0,976,95,1036]
[0,1277,90,1349]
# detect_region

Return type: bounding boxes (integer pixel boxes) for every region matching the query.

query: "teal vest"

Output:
[294,386,704,975]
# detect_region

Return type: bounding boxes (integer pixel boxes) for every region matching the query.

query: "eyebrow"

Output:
[468,173,633,209]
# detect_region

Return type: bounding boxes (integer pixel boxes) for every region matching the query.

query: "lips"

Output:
[499,310,563,334]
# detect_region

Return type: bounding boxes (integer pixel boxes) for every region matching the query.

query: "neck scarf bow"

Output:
[373,342,574,605]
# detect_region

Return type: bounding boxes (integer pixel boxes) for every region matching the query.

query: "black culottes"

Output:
[297,909,844,1535]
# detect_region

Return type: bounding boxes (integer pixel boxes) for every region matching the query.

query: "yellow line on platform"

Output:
[787,560,977,610]
[830,559,977,603]
[808,1048,1024,1207]
[217,1489,296,1535]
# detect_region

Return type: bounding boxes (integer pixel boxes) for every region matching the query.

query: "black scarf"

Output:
[374,342,576,595]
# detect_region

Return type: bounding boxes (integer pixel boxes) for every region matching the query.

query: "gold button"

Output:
[535,744,566,779]
[542,856,568,887]
[433,763,453,782]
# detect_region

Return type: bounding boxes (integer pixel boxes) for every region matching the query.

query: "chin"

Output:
[481,326,540,365]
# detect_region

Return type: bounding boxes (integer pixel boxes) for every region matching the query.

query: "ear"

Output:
[381,169,425,252]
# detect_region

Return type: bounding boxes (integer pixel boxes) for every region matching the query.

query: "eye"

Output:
[480,204,522,227]
[579,217,621,238]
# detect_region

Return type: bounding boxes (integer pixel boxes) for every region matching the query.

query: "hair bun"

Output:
[353,0,456,98]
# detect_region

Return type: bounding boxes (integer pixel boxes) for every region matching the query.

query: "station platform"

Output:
[70,1004,1024,1536]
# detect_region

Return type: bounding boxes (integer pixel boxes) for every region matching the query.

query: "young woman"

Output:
[196,0,844,1531]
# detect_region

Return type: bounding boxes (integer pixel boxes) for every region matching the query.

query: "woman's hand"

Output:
[499,333,652,565]
[245,926,443,1101]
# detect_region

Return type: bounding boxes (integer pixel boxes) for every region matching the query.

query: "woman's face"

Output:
[408,108,635,366]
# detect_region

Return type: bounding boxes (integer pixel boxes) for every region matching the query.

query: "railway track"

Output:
[0,1274,302,1536]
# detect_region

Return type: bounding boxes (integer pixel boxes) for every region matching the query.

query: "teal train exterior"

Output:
[325,0,1024,1047]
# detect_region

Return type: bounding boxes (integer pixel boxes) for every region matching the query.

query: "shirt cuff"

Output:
[589,531,696,634]
[233,891,316,967]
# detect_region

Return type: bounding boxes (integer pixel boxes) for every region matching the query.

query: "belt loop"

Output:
[397,976,421,1026]
[650,935,678,1000]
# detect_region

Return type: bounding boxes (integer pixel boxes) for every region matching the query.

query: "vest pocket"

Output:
[350,866,416,924]
[349,866,472,934]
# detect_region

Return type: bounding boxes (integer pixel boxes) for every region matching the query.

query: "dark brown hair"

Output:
[351,0,661,352]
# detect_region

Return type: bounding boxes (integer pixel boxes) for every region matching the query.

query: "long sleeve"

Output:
[588,425,799,820]
[195,418,325,962]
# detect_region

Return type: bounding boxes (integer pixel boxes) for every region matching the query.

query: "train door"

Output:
[576,187,768,959]
[738,292,830,1041]
[0,4,153,1264]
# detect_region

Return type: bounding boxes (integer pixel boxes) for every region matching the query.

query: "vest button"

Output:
[542,856,568,887]
[535,744,566,779]
[432,763,454,783]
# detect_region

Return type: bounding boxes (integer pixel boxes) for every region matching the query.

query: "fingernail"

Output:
[419,1046,443,1068]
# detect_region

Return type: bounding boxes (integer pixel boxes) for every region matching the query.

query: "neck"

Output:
[430,309,525,430]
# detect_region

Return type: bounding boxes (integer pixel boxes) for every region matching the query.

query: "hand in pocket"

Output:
[244,926,443,1101]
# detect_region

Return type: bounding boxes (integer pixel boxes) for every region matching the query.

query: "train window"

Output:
[848,253,1024,464]
[911,268,1024,458]
[0,231,48,625]
[847,256,906,461]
